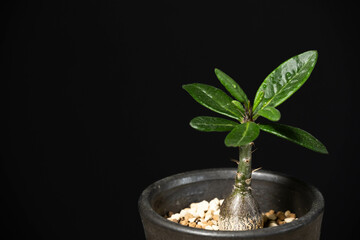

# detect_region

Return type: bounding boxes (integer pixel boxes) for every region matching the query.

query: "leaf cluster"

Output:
[183,50,328,154]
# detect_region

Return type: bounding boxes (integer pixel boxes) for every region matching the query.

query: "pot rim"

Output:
[138,168,324,238]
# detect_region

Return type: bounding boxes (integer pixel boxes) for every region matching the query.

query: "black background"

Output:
[1,0,359,239]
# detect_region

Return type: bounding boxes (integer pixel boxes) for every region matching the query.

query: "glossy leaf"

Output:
[214,68,248,103]
[225,122,260,147]
[256,107,281,121]
[231,100,245,115]
[259,123,328,154]
[252,91,264,113]
[190,116,238,132]
[254,50,318,111]
[183,83,243,120]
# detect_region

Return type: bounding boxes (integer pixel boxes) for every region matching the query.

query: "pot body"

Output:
[138,168,324,240]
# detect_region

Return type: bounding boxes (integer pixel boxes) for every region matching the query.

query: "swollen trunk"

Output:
[219,143,264,231]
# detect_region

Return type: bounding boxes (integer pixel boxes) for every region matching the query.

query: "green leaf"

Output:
[259,123,328,154]
[214,68,248,103]
[190,116,238,132]
[256,107,281,121]
[183,83,243,120]
[225,122,260,147]
[254,50,318,111]
[231,100,245,115]
[252,91,264,113]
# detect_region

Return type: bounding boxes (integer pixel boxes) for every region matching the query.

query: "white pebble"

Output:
[219,199,224,205]
[205,225,213,230]
[284,217,295,223]
[212,225,219,230]
[190,202,198,209]
[198,200,209,212]
[209,198,220,210]
[179,208,189,217]
[204,210,212,221]
[197,209,205,218]
[188,208,197,217]
[170,213,181,221]
[213,209,220,216]
[269,221,278,227]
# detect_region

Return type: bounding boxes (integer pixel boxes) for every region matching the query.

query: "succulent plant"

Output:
[183,50,328,231]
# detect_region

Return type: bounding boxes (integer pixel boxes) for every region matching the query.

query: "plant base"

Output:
[165,197,298,231]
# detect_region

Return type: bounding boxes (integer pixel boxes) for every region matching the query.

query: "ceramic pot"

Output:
[138,168,324,240]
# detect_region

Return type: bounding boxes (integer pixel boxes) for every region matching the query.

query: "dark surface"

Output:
[139,168,324,240]
[1,1,359,240]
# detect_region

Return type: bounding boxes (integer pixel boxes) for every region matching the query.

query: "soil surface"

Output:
[165,198,298,231]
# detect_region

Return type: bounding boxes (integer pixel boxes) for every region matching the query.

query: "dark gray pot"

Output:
[138,168,324,240]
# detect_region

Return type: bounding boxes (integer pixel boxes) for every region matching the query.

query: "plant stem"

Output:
[221,115,261,230]
[234,143,253,193]
[219,141,263,231]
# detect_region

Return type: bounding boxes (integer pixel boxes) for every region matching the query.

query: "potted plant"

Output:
[139,50,327,240]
